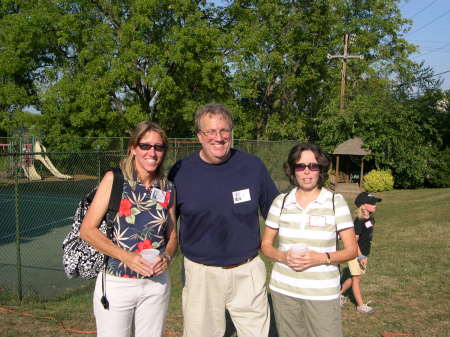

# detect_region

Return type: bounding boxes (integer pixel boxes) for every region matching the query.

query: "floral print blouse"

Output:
[105,178,174,279]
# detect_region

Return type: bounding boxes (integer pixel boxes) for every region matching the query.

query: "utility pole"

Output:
[327,34,364,113]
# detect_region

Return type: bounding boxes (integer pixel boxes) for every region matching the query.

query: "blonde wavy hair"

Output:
[354,205,371,220]
[120,121,169,190]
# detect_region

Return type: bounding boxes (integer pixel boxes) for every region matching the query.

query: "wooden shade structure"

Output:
[333,137,370,187]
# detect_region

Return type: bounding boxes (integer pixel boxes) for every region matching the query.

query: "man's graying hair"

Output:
[195,103,234,133]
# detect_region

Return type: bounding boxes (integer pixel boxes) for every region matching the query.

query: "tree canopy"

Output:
[1,0,449,187]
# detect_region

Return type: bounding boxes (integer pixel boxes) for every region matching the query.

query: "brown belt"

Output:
[220,255,257,269]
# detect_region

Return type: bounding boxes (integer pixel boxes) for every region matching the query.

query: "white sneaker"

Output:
[357,301,375,314]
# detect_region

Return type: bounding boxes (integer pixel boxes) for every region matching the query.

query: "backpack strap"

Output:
[279,193,289,216]
[332,192,341,273]
[101,167,123,310]
[332,192,335,215]
[108,167,124,214]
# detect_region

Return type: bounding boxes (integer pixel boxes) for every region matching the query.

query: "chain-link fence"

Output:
[0,138,298,298]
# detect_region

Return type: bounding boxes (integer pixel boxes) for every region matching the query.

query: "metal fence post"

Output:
[14,152,23,300]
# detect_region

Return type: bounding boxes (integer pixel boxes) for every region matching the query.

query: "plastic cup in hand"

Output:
[290,244,308,254]
[141,249,160,264]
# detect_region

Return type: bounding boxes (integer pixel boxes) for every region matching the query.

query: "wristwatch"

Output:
[325,252,331,265]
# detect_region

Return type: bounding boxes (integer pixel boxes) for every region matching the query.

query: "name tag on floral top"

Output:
[309,215,326,227]
[365,220,373,228]
[232,189,251,204]
[150,187,166,203]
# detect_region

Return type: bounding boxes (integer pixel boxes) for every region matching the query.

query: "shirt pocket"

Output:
[232,199,256,215]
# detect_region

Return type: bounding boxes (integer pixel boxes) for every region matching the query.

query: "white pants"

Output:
[182,256,270,337]
[93,272,170,337]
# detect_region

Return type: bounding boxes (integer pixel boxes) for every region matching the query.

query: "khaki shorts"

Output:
[348,257,366,276]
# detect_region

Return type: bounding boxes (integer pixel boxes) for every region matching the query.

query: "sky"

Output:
[400,0,450,90]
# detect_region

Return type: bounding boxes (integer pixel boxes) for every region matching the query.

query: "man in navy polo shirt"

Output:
[169,103,278,337]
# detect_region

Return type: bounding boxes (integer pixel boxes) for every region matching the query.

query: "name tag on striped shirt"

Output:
[309,215,326,227]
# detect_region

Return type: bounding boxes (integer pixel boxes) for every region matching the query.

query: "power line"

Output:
[415,42,450,56]
[409,0,439,19]
[409,39,450,44]
[397,69,450,87]
[430,70,450,77]
[399,0,410,10]
[407,9,450,36]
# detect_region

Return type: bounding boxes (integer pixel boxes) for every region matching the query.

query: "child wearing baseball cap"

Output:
[340,192,382,314]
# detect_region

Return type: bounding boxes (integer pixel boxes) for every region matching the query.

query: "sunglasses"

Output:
[137,143,166,152]
[294,163,321,172]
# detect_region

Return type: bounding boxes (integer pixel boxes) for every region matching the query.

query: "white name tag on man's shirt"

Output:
[365,220,373,228]
[232,189,251,204]
[309,215,326,227]
[150,188,166,203]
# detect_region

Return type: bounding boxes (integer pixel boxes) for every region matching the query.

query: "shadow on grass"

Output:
[224,292,279,337]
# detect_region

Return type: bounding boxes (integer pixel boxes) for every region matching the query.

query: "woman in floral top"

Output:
[80,121,177,337]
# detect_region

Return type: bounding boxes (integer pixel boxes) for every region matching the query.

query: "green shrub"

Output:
[363,169,394,192]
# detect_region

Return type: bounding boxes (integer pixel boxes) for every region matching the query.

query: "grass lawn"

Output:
[1,188,449,337]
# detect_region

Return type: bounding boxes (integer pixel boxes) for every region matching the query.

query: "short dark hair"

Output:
[284,143,330,188]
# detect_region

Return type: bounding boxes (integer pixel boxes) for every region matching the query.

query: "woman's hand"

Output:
[359,257,368,268]
[285,250,305,270]
[122,252,153,277]
[286,250,327,271]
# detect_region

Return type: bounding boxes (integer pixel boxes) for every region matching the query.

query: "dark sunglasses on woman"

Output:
[294,163,321,172]
[137,143,166,152]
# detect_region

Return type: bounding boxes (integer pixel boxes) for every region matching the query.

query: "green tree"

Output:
[223,0,414,140]
[36,0,232,150]
[407,86,450,187]
[0,1,233,148]
[0,0,64,136]
[317,76,449,188]
[224,0,335,140]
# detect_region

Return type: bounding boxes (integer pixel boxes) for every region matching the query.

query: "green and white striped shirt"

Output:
[266,187,353,300]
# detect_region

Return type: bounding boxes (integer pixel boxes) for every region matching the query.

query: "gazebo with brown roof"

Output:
[333,137,370,188]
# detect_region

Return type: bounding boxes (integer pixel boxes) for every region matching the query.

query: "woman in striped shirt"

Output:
[261,143,357,337]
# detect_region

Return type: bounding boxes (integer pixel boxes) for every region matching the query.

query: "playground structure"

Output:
[20,140,72,181]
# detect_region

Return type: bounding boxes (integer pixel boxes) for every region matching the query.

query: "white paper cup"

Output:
[290,244,308,253]
[141,249,160,264]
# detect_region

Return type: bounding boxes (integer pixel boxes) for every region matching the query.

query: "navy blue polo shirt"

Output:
[168,149,278,266]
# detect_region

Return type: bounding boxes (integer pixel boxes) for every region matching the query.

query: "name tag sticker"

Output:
[309,215,326,227]
[232,189,251,204]
[365,220,373,228]
[150,188,166,203]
